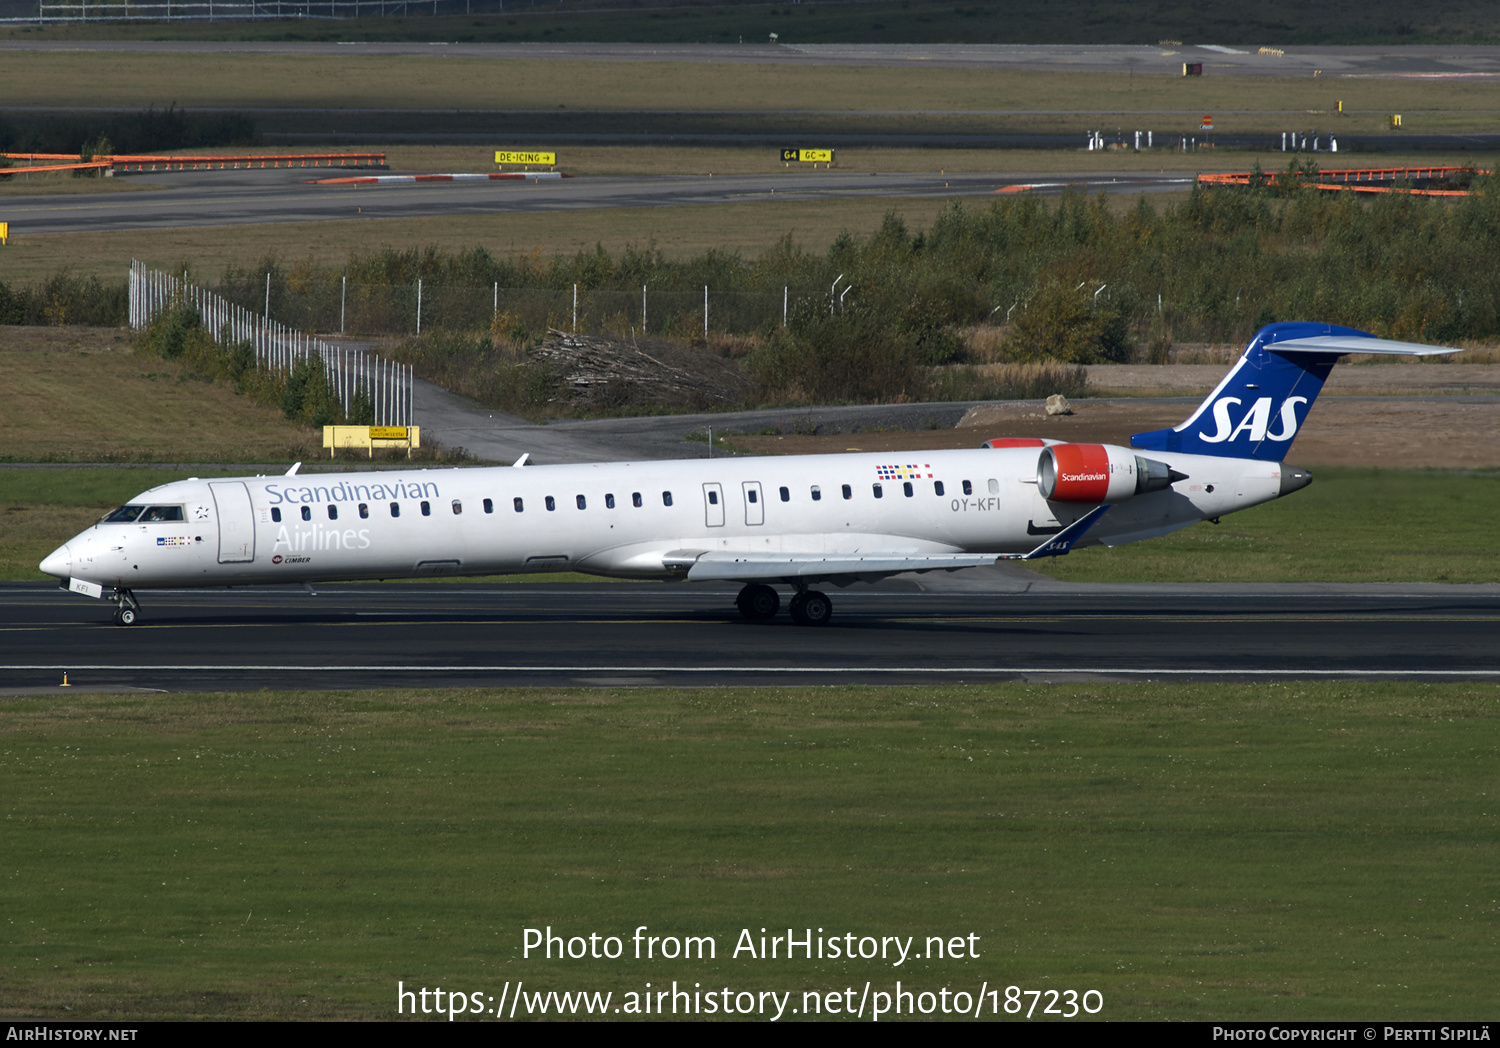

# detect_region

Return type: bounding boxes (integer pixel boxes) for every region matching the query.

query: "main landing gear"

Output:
[735,584,832,626]
[111,588,141,627]
[735,582,780,620]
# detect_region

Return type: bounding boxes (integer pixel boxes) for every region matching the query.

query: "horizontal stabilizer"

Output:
[1267,335,1457,356]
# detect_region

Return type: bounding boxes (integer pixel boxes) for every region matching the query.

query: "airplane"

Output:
[39,322,1453,627]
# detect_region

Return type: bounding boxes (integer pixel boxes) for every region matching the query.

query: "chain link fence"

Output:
[204,275,791,341]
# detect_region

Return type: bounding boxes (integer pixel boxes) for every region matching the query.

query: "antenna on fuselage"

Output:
[513,454,529,468]
[285,462,302,476]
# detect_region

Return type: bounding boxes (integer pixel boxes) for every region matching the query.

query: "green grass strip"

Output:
[0,683,1494,1020]
[1039,467,1500,584]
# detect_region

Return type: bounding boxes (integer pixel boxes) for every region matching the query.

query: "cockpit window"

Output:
[102,505,145,523]
[139,506,185,522]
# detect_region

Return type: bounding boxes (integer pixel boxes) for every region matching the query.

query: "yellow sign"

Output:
[780,149,834,163]
[0,222,8,245]
[324,426,421,459]
[495,151,556,165]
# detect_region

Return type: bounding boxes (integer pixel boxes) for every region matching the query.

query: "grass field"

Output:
[0,327,322,462]
[0,194,972,285]
[5,0,1500,47]
[2,54,1498,133]
[0,682,1493,1020]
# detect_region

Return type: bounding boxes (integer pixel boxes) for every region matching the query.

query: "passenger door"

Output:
[208,481,256,563]
[742,481,764,526]
[703,482,725,527]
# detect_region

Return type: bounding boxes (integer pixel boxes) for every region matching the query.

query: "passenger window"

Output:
[632,492,642,508]
[747,489,758,503]
[934,481,944,497]
[421,501,431,516]
[708,490,718,505]
[780,486,790,502]
[545,496,556,512]
[811,485,821,501]
[605,494,615,509]
[988,478,1000,495]
[873,484,883,499]
[453,500,463,515]
[842,484,852,500]
[359,503,369,519]
[514,497,524,513]
[962,480,973,496]
[391,502,400,517]
[271,507,281,523]
[483,498,493,514]
[903,482,913,497]
[576,495,586,510]
[328,505,338,520]
[663,491,674,507]
[301,506,311,522]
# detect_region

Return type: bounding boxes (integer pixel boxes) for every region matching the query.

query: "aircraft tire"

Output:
[789,590,832,627]
[115,606,137,626]
[736,583,780,621]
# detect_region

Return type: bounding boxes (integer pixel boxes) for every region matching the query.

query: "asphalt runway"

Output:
[2,167,1193,237]
[4,577,1499,692]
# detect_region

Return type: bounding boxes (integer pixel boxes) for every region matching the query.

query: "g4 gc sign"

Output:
[780,148,834,163]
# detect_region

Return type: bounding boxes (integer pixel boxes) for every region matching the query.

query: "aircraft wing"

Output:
[685,551,1007,585]
[679,507,1109,584]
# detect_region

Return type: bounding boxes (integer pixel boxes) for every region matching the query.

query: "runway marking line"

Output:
[7,664,1500,678]
[6,614,1498,633]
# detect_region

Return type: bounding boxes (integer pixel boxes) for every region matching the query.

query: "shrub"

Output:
[1002,281,1133,363]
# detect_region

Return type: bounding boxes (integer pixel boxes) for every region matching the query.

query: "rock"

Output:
[1045,394,1073,416]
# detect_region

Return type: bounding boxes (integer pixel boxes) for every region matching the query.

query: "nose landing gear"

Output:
[111,589,141,627]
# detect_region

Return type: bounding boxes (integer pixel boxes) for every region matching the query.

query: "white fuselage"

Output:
[42,447,1288,590]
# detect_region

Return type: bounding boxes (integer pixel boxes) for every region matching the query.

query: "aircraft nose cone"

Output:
[39,543,71,579]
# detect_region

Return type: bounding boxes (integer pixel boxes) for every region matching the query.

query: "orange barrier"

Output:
[1,153,94,162]
[0,160,112,175]
[108,152,386,172]
[1199,166,1488,196]
[3,151,386,174]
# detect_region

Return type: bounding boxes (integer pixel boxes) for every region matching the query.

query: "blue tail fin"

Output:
[1130,322,1451,461]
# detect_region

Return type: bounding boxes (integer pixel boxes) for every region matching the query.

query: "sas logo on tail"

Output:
[1199,396,1308,444]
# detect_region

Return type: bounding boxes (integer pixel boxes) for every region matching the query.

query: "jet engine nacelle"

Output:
[1037,443,1182,503]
